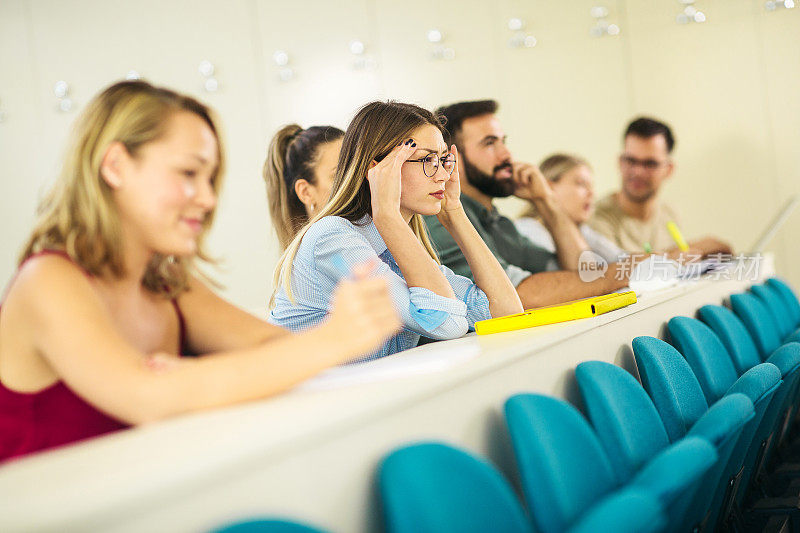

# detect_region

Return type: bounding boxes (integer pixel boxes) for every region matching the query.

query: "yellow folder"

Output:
[475,290,638,335]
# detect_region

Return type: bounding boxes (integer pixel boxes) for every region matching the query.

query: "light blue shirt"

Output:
[269,215,492,363]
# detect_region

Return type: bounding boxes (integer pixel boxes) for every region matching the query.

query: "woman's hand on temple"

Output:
[367,139,417,221]
[439,144,463,215]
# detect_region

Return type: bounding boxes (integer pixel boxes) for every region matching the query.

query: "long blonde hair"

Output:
[20,80,226,297]
[271,101,442,305]
[263,124,344,250]
[520,153,589,219]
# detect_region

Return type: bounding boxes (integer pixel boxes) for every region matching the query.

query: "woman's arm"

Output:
[12,256,400,425]
[512,162,589,270]
[178,276,288,354]
[368,140,455,299]
[436,145,522,318]
[310,219,469,340]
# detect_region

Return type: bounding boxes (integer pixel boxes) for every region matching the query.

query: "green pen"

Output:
[643,242,652,254]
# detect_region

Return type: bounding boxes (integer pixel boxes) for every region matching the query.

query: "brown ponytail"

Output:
[263,124,344,250]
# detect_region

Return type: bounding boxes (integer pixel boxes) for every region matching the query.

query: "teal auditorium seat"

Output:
[632,335,775,529]
[576,359,755,532]
[379,442,532,533]
[754,282,800,345]
[504,394,616,532]
[730,292,784,358]
[698,305,800,490]
[767,278,800,328]
[670,314,800,439]
[567,489,666,533]
[728,292,800,444]
[210,519,326,533]
[666,319,789,501]
[697,305,765,376]
[752,284,796,340]
[504,393,711,533]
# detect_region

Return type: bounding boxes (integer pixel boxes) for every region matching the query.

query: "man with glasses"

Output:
[589,117,731,256]
[424,100,631,308]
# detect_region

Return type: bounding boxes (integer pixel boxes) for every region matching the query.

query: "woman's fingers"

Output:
[390,138,417,170]
[369,138,417,176]
[368,143,404,177]
[449,144,460,179]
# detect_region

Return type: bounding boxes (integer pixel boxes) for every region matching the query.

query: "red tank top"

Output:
[0,250,189,463]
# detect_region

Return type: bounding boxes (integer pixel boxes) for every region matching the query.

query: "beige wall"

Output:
[1,0,798,315]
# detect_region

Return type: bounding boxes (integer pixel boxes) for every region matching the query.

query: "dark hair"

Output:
[435,100,498,145]
[264,124,344,250]
[624,117,675,153]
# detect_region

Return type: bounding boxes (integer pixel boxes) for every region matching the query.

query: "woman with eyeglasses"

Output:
[270,101,522,361]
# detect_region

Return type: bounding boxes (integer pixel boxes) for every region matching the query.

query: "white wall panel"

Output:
[22,0,270,314]
[1,0,798,307]
[0,1,43,285]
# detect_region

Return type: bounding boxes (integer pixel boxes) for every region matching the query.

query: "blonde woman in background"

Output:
[270,101,523,361]
[264,124,344,250]
[515,154,627,266]
[0,81,400,462]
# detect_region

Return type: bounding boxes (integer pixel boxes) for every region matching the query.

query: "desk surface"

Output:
[0,266,770,533]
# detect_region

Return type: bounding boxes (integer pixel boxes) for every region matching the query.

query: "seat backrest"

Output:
[685,393,754,451]
[730,292,782,357]
[767,277,800,325]
[683,393,756,532]
[379,442,531,533]
[631,336,709,441]
[697,305,762,374]
[667,317,739,404]
[504,394,617,533]
[575,361,670,482]
[720,362,782,510]
[751,284,793,339]
[211,519,327,533]
[725,363,783,408]
[568,488,666,533]
[763,343,800,442]
[626,435,718,531]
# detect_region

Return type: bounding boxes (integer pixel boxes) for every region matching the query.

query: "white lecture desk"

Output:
[0,261,772,532]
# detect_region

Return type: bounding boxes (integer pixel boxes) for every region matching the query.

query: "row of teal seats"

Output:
[208,416,706,533]
[209,277,800,533]
[702,280,800,500]
[632,276,800,530]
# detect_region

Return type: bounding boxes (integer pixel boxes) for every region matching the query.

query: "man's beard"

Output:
[622,180,656,204]
[461,155,516,198]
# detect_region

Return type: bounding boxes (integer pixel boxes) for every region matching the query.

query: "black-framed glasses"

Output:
[406,152,457,177]
[620,155,668,171]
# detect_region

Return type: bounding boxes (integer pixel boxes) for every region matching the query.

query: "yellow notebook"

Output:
[475,290,638,335]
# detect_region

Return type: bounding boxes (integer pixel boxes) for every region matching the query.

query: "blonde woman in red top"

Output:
[0,80,400,461]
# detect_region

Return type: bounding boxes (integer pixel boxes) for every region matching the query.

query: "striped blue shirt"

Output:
[269,215,492,362]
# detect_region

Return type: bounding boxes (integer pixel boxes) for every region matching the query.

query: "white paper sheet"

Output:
[297,341,481,392]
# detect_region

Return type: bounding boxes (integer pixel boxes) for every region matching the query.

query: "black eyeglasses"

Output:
[406,152,457,177]
[620,155,668,171]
